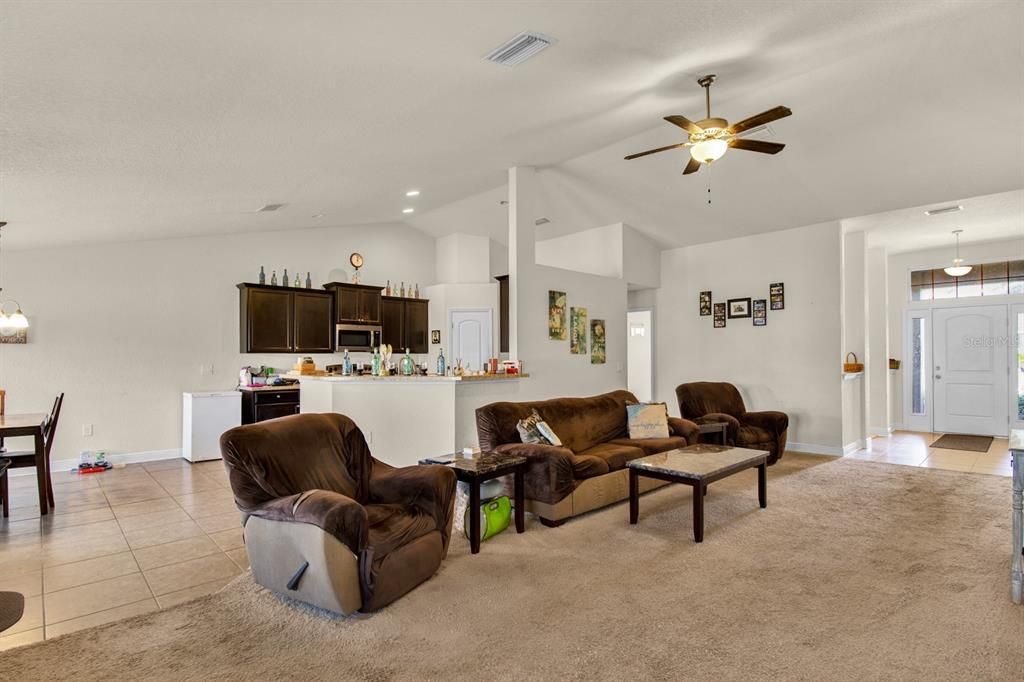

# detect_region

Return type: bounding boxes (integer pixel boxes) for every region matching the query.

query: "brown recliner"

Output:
[674,382,788,464]
[220,413,456,614]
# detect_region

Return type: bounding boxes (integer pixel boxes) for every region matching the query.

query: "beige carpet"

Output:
[2,454,1021,680]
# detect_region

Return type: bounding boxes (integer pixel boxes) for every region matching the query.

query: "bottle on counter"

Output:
[399,281,405,297]
[283,268,290,286]
[342,349,352,376]
[436,348,446,376]
[385,279,392,296]
[259,266,266,285]
[270,270,278,286]
[294,272,301,288]
[401,348,414,376]
[371,347,381,376]
[305,272,312,289]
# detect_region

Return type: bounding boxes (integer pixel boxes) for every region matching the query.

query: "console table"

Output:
[1011,430,1023,605]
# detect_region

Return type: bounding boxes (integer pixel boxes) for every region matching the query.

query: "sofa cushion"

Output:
[608,436,688,456]
[365,503,437,560]
[576,443,646,472]
[626,402,670,439]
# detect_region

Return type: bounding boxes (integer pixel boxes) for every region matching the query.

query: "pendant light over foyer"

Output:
[0,221,29,333]
[943,229,972,278]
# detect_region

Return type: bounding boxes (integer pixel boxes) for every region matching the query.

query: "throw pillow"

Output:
[626,402,670,440]
[516,409,562,446]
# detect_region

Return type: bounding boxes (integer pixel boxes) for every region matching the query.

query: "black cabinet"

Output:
[324,282,382,324]
[495,274,509,353]
[238,284,334,353]
[381,296,429,353]
[241,388,301,424]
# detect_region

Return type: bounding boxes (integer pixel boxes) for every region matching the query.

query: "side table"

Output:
[698,421,729,445]
[419,451,527,554]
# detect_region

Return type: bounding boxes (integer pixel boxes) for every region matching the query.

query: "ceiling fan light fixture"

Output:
[690,138,728,164]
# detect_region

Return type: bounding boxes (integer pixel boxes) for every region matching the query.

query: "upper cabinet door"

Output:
[381,298,404,349]
[358,289,382,324]
[336,289,361,322]
[243,288,292,353]
[404,300,429,353]
[293,291,334,353]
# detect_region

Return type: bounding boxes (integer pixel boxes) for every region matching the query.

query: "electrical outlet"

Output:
[82,424,93,437]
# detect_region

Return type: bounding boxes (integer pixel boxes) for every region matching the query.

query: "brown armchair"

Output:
[675,382,788,464]
[220,413,456,614]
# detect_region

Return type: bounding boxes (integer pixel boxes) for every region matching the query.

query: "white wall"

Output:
[535,223,623,279]
[0,223,436,460]
[866,246,890,434]
[840,230,868,451]
[651,222,845,453]
[423,282,499,371]
[622,224,662,290]
[436,233,491,284]
[886,236,1024,426]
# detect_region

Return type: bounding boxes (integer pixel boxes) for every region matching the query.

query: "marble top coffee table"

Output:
[627,444,769,543]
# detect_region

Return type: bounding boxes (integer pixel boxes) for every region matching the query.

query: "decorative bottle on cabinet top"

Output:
[283,269,289,286]
[305,272,312,289]
[270,270,278,286]
[436,348,446,377]
[259,266,266,284]
[294,272,301,288]
[386,280,391,296]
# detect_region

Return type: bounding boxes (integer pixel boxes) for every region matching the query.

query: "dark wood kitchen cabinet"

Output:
[495,274,509,353]
[380,296,429,354]
[324,282,382,324]
[238,283,334,353]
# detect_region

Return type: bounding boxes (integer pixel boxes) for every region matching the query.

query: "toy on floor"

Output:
[70,450,113,474]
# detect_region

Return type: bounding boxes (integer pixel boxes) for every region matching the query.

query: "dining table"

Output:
[0,413,50,516]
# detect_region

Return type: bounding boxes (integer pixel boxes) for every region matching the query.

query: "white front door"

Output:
[933,305,1009,436]
[627,310,653,402]
[450,309,492,372]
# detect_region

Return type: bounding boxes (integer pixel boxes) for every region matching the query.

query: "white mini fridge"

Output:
[182,391,242,462]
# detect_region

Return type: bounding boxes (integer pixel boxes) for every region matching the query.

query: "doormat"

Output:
[930,434,994,453]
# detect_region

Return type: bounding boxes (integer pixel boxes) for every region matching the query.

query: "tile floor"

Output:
[846,430,1013,476]
[0,458,248,651]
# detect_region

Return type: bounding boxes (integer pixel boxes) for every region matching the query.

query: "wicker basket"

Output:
[843,352,864,373]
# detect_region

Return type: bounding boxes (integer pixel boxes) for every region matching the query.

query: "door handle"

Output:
[935,374,942,380]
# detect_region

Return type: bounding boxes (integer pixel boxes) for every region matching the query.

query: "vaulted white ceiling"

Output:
[1,1,1021,250]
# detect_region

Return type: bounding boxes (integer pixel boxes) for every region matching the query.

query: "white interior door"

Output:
[1012,304,1024,432]
[450,309,492,372]
[627,310,653,401]
[933,305,1009,436]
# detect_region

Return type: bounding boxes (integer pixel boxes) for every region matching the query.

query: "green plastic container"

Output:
[464,495,512,542]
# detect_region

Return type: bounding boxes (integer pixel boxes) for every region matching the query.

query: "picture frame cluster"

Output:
[700,283,784,329]
[549,290,606,364]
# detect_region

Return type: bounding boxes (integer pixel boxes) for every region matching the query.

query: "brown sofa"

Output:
[220,413,456,614]
[675,381,788,464]
[476,390,699,525]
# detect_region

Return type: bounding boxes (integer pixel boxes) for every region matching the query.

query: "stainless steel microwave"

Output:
[335,324,381,352]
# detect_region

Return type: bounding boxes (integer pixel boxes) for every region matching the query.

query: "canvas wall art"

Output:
[590,319,606,364]
[570,307,588,354]
[548,290,567,340]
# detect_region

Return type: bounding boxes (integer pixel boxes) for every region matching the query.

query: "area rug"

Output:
[930,433,994,452]
[1,454,1021,680]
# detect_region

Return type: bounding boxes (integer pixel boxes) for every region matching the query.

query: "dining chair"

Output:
[5,393,64,509]
[0,387,6,453]
[0,457,10,518]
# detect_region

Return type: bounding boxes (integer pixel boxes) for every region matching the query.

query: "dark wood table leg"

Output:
[628,468,639,524]
[35,430,47,516]
[758,462,767,509]
[468,477,481,554]
[514,467,524,533]
[720,426,727,445]
[692,481,704,543]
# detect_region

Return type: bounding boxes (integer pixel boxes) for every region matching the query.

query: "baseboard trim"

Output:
[786,441,844,457]
[842,440,867,456]
[869,427,894,437]
[8,448,183,478]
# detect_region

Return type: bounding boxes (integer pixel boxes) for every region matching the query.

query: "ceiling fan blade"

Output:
[624,143,686,160]
[729,138,786,154]
[683,157,701,175]
[664,115,702,135]
[727,106,792,135]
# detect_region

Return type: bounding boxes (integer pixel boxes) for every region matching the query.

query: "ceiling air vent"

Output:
[485,32,556,67]
[257,203,287,212]
[924,205,963,217]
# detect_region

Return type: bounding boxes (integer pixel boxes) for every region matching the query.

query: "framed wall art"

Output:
[699,291,712,316]
[713,302,726,328]
[727,297,751,319]
[753,299,767,326]
[770,282,785,310]
[570,307,588,354]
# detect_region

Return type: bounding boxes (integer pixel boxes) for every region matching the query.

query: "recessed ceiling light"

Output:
[402,208,415,214]
[925,205,963,216]
[257,203,287,212]
[312,213,325,219]
[405,190,420,197]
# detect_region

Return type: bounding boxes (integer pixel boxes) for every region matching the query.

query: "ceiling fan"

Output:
[624,75,792,175]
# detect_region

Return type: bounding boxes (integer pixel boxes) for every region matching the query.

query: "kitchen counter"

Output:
[238,384,301,392]
[297,374,528,384]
